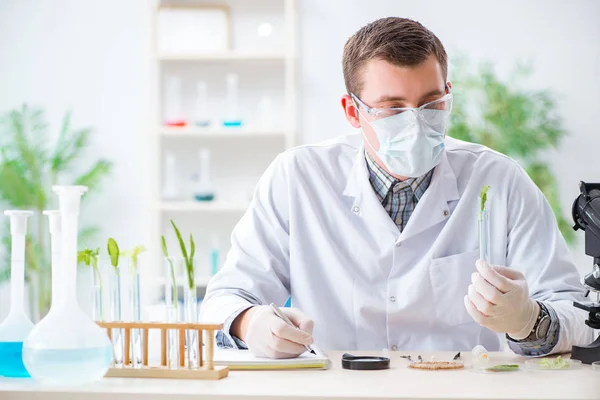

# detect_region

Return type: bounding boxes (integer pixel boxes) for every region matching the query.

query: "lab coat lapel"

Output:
[399,151,460,242]
[343,145,399,237]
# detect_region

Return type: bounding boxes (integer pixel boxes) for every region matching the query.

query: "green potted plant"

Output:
[449,58,575,245]
[0,105,112,320]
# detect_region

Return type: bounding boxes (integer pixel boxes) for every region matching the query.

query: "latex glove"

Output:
[245,305,315,359]
[464,260,540,340]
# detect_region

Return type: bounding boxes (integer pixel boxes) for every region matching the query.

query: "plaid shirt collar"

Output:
[364,150,433,203]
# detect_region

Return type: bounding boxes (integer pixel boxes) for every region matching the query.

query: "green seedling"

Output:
[78,247,103,320]
[121,245,147,273]
[107,237,120,275]
[479,185,490,220]
[162,235,178,310]
[170,219,195,290]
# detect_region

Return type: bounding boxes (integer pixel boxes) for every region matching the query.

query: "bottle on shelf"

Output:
[192,148,215,202]
[210,235,220,276]
[162,152,180,200]
[164,75,186,127]
[222,73,243,128]
[194,80,211,128]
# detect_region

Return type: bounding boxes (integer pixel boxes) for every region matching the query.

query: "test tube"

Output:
[478,193,491,264]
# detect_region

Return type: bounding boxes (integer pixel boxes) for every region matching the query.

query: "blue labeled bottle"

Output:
[0,210,35,378]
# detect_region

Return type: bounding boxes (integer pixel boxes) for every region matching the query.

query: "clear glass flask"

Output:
[0,210,34,378]
[23,186,112,384]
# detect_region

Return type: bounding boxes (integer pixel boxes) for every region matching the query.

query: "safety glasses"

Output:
[351,84,453,121]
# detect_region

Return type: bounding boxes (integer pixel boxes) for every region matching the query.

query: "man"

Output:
[199,17,590,358]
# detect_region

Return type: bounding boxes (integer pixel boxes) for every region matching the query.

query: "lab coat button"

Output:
[395,242,401,247]
[443,210,449,217]
[390,296,396,302]
[352,206,360,214]
[391,345,398,351]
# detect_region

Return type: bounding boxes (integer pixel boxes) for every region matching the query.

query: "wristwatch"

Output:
[517,301,551,342]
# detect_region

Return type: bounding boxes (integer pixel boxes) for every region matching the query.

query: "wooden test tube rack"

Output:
[97,321,229,380]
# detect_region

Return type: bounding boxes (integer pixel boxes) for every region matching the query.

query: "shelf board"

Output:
[159,201,248,212]
[160,126,285,138]
[158,52,286,62]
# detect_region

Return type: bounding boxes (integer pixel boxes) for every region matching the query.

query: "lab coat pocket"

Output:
[429,250,479,327]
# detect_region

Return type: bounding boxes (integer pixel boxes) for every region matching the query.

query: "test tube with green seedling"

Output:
[479,186,491,264]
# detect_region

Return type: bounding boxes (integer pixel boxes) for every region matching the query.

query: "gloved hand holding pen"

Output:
[233,305,315,359]
[464,260,540,340]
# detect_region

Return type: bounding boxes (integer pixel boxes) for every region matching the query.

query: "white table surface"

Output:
[1,351,600,400]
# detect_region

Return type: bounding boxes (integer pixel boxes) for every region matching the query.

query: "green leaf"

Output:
[188,234,196,289]
[479,185,490,219]
[73,160,113,193]
[161,235,169,258]
[78,250,91,267]
[51,122,92,174]
[486,364,519,372]
[162,235,178,310]
[123,245,147,272]
[107,237,120,270]
[170,219,189,263]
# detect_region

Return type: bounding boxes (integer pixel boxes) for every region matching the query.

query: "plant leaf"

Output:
[73,160,113,194]
[107,237,120,270]
[170,219,189,262]
[161,235,169,258]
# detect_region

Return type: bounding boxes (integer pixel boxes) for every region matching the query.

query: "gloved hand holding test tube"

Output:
[479,186,491,264]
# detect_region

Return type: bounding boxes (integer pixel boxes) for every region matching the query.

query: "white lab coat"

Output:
[200,134,591,353]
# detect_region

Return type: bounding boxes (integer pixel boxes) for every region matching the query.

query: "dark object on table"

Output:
[341,353,390,370]
[453,352,461,360]
[570,182,600,364]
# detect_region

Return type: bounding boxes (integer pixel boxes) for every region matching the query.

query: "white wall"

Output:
[0,0,599,318]
[0,0,153,316]
[299,0,600,273]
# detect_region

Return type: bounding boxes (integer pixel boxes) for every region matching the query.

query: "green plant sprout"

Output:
[77,247,103,320]
[162,235,178,310]
[107,237,120,275]
[170,219,196,290]
[479,185,490,220]
[121,245,147,273]
[538,356,570,369]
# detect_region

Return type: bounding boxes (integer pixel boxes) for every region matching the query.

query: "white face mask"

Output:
[355,93,451,178]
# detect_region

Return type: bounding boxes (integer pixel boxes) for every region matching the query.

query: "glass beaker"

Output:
[0,210,34,378]
[23,186,112,384]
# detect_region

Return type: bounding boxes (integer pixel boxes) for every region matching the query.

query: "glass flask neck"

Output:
[59,213,78,306]
[9,233,26,315]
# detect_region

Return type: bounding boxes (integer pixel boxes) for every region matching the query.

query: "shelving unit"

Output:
[145,0,298,306]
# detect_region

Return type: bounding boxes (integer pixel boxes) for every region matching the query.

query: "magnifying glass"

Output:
[341,353,390,370]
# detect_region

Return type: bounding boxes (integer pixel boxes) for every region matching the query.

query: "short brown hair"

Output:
[342,17,448,96]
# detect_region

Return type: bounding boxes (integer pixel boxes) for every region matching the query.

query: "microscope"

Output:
[569,181,600,364]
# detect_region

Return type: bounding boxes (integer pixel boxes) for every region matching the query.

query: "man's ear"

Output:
[341,94,361,129]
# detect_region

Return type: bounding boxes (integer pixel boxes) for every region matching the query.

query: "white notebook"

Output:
[213,348,331,370]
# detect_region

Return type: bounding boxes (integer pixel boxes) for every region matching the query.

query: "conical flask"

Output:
[0,210,34,378]
[23,186,112,384]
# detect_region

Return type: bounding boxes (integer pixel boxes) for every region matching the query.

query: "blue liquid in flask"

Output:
[23,345,112,384]
[0,341,30,377]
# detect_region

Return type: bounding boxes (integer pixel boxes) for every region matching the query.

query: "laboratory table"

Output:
[1,351,600,400]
